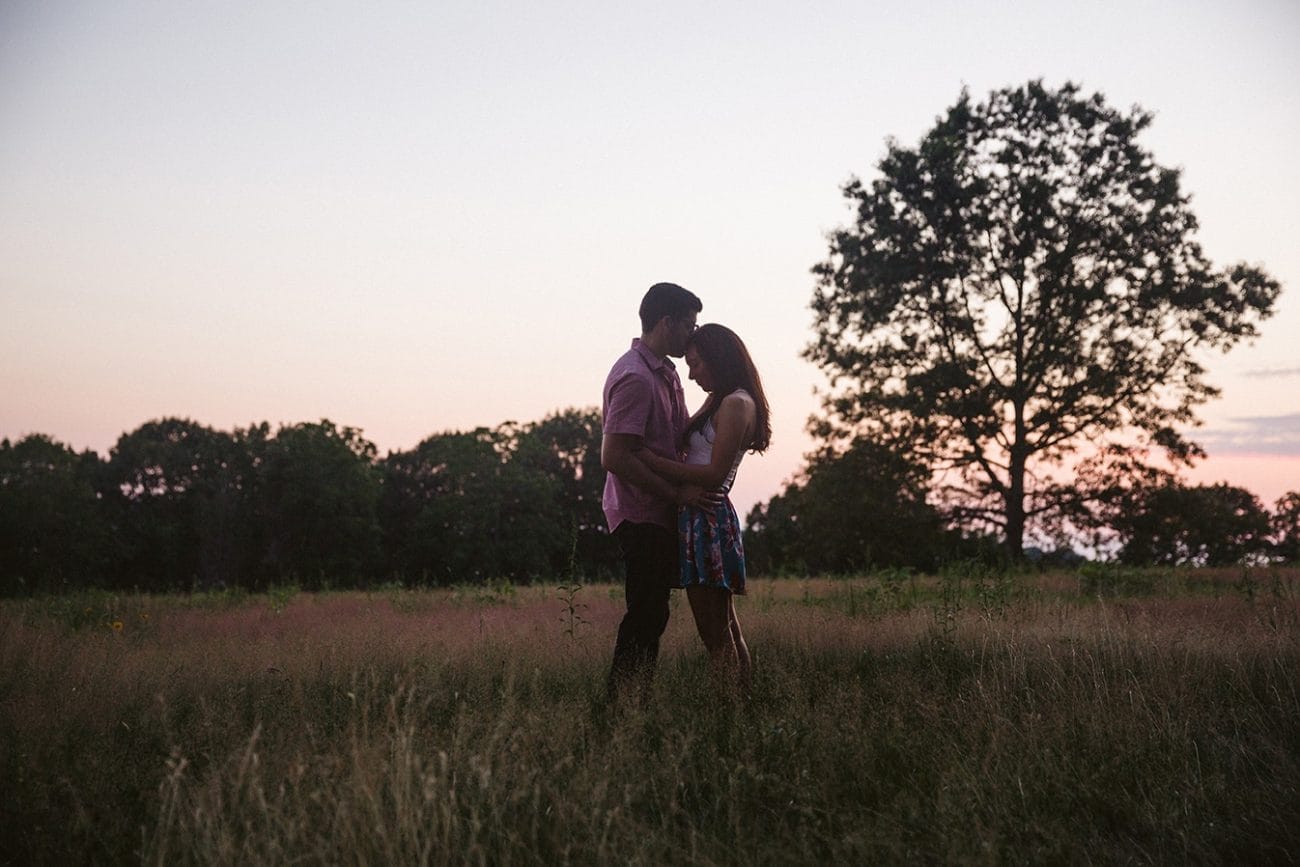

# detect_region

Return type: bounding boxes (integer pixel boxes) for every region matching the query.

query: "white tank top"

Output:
[683,389,749,494]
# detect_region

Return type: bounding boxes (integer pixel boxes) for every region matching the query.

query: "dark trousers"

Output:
[607,521,676,698]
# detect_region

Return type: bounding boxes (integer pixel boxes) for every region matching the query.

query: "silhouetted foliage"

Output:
[1,411,615,594]
[0,435,108,592]
[1271,491,1300,563]
[378,409,613,585]
[3,405,1292,591]
[1109,482,1273,566]
[379,427,544,584]
[255,421,382,588]
[104,419,246,591]
[744,438,950,574]
[515,409,619,577]
[805,80,1281,557]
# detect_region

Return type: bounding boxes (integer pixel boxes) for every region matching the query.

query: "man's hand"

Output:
[676,484,724,510]
[602,432,678,504]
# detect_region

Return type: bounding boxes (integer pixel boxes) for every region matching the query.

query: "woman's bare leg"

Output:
[727,596,751,692]
[686,586,738,684]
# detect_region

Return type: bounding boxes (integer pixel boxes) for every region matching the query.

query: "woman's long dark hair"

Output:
[683,323,771,453]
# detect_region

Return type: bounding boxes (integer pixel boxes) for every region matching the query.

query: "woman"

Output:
[634,323,771,690]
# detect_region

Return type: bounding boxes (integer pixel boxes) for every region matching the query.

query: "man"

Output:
[601,282,703,699]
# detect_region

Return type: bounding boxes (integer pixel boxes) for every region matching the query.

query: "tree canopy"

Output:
[744,438,951,575]
[0,409,614,595]
[1107,482,1273,566]
[1269,492,1300,564]
[0,435,106,591]
[805,80,1281,556]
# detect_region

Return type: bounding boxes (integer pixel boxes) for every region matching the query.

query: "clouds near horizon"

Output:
[1195,413,1300,458]
[1242,367,1300,379]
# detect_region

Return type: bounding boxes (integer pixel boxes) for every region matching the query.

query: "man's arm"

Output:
[601,432,682,503]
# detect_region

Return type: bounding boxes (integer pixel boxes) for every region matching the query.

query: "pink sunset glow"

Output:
[2,1,1298,529]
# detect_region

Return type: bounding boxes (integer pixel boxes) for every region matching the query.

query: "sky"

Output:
[3,0,1299,522]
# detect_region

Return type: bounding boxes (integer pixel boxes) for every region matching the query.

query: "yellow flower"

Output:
[111,620,124,632]
[138,612,150,622]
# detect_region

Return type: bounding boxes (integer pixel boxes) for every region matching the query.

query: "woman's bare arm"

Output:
[637,392,754,489]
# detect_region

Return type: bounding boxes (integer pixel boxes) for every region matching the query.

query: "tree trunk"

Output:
[1006,450,1026,558]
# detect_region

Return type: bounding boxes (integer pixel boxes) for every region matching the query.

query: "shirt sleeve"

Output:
[603,371,653,437]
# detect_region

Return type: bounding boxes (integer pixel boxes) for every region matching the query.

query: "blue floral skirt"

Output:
[679,498,746,594]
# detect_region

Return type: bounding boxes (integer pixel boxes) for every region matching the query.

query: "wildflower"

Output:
[111,620,124,632]
[139,612,150,622]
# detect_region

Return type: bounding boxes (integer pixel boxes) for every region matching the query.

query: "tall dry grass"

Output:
[1,571,1297,865]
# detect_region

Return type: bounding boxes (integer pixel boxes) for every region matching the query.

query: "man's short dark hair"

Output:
[638,282,702,333]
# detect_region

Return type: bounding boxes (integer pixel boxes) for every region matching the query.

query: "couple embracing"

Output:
[600,282,771,700]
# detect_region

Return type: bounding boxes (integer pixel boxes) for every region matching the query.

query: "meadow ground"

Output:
[1,566,1297,865]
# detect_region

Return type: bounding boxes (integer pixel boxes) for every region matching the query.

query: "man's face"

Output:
[667,312,698,357]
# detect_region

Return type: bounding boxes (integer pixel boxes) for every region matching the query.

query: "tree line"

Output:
[0,411,614,594]
[742,437,1300,574]
[3,407,1297,595]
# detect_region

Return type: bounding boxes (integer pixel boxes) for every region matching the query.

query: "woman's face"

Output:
[685,345,715,392]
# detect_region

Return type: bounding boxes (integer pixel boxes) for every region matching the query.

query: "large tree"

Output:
[806,80,1281,555]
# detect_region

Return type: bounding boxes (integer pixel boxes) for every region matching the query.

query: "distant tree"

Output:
[1271,491,1300,563]
[379,425,564,584]
[381,428,507,584]
[741,490,801,577]
[745,438,947,574]
[1110,482,1272,566]
[105,418,244,590]
[0,435,108,592]
[495,423,573,579]
[806,80,1281,557]
[513,408,619,577]
[256,420,381,587]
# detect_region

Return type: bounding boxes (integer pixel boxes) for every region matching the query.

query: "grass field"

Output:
[1,567,1298,865]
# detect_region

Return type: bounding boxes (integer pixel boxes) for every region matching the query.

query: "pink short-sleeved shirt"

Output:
[602,338,687,532]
